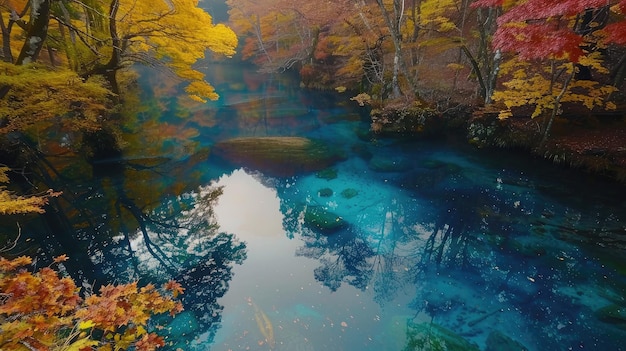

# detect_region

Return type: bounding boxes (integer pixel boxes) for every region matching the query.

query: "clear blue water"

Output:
[11,63,626,351]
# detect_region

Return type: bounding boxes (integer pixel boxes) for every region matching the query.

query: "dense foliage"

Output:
[0,255,184,351]
[226,0,626,123]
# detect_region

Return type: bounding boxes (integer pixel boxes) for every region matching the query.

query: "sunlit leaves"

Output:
[474,0,624,128]
[0,62,112,134]
[0,255,183,351]
[419,0,459,33]
[0,166,61,215]
[492,58,616,120]
[109,0,237,102]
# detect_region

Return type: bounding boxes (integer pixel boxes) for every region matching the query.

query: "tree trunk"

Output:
[0,12,13,62]
[81,0,122,95]
[541,68,575,146]
[16,0,52,65]
[376,0,404,98]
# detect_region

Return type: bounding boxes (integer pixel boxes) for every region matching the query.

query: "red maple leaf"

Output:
[604,22,626,45]
[498,0,609,23]
[493,23,584,61]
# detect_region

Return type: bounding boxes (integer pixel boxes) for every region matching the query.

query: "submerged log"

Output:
[212,136,345,177]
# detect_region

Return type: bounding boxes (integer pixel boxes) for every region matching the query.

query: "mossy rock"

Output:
[485,330,528,351]
[318,188,333,197]
[421,159,463,174]
[370,105,441,135]
[595,304,626,329]
[304,206,346,234]
[316,168,338,180]
[341,188,359,199]
[404,322,480,351]
[212,137,345,177]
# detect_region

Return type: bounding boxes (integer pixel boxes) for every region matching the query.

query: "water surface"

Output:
[11,63,626,351]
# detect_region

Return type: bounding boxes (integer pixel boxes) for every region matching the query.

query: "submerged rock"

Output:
[317,187,333,197]
[212,137,345,177]
[595,304,626,329]
[404,322,480,351]
[340,188,359,199]
[485,330,528,351]
[304,206,346,234]
[368,155,412,172]
[316,168,338,180]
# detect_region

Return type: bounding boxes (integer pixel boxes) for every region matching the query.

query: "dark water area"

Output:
[5,62,626,351]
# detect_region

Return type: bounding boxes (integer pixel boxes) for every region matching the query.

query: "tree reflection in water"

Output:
[19,154,247,347]
[300,227,375,292]
[109,183,248,346]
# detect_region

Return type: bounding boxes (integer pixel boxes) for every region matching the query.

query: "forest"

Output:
[1,0,626,350]
[226,0,626,176]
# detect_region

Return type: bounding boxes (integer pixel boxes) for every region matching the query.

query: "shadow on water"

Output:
[7,132,250,346]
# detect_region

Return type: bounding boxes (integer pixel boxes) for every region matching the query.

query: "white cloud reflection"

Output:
[213,168,284,240]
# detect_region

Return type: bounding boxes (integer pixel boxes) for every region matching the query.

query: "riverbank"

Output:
[369,102,626,183]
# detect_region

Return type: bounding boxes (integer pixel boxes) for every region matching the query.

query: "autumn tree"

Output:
[227,0,352,75]
[2,0,237,104]
[473,0,626,143]
[0,255,184,351]
[75,0,238,102]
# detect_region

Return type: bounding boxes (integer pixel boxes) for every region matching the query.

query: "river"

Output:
[6,62,626,351]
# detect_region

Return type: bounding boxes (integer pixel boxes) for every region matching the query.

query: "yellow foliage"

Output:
[0,167,60,215]
[447,63,465,71]
[66,337,99,351]
[577,52,610,74]
[112,0,237,102]
[419,0,458,32]
[50,0,237,102]
[491,58,616,119]
[0,62,112,134]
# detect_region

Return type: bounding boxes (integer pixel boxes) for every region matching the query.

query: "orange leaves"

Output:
[0,255,183,351]
[0,267,81,317]
[0,255,32,271]
[53,254,69,263]
[164,280,185,298]
[135,333,166,351]
[77,281,184,332]
[0,259,81,349]
[77,282,182,331]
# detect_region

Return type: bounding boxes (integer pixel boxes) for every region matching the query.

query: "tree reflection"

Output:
[303,228,375,292]
[283,196,419,303]
[12,143,248,347]
[99,173,248,345]
[280,182,508,307]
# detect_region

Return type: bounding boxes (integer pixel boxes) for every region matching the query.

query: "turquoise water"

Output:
[10,63,626,351]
